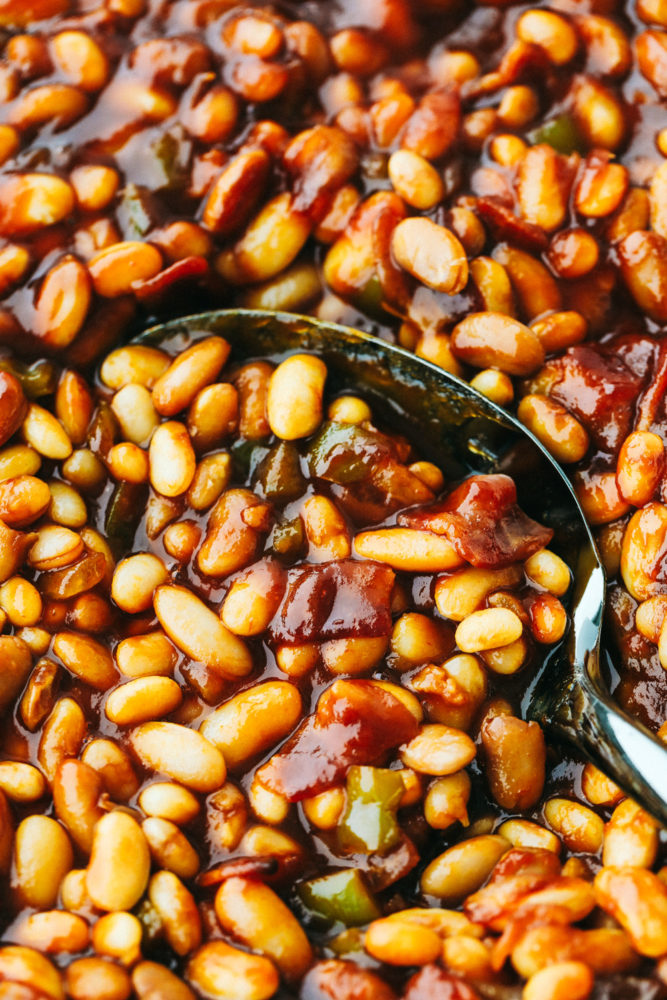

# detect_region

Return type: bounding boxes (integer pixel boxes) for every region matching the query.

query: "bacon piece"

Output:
[258,680,418,801]
[270,559,395,644]
[399,474,552,568]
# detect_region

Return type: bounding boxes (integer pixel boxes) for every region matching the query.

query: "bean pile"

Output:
[0,328,656,1000]
[1,0,667,997]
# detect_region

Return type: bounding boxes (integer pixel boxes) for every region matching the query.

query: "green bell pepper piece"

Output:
[307,421,391,485]
[528,114,584,155]
[254,441,306,501]
[299,868,381,927]
[338,766,404,855]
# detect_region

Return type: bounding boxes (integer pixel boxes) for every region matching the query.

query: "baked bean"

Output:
[594,867,667,956]
[518,395,590,464]
[65,957,131,1000]
[544,798,605,854]
[421,835,509,903]
[266,354,327,440]
[130,721,226,793]
[391,218,468,294]
[214,877,312,981]
[86,811,150,912]
[201,682,301,768]
[92,912,142,966]
[13,815,73,910]
[186,940,279,1000]
[154,584,252,678]
[451,313,545,377]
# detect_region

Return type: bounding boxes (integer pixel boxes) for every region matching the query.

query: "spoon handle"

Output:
[547,669,667,827]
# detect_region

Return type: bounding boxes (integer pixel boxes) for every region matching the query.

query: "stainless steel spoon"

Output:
[138,308,667,824]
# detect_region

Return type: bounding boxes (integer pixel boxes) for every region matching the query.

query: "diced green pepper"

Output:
[254,441,306,502]
[105,481,148,556]
[117,183,153,238]
[298,868,381,927]
[0,357,58,399]
[307,421,392,485]
[528,114,584,155]
[328,927,366,955]
[338,766,404,855]
[231,439,270,482]
[271,515,305,559]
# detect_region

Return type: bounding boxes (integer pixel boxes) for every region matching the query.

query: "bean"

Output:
[616,431,665,507]
[188,383,238,452]
[434,565,522,622]
[497,818,560,854]
[111,553,168,614]
[594,867,667,956]
[138,783,199,825]
[207,784,248,852]
[187,454,232,512]
[111,385,159,446]
[0,946,64,1000]
[148,421,196,497]
[197,489,265,578]
[38,697,86,784]
[115,631,176,679]
[214,876,312,981]
[219,192,311,284]
[186,940,279,1000]
[456,608,523,652]
[130,721,226,792]
[152,337,230,418]
[148,870,201,956]
[401,724,476,775]
[518,394,590,465]
[266,354,327,440]
[523,961,593,1000]
[154,584,252,679]
[100,346,169,390]
[0,445,40,481]
[390,612,453,670]
[451,313,545,376]
[424,772,471,830]
[421,835,509,903]
[53,632,118,690]
[70,164,119,211]
[516,144,569,232]
[65,957,131,1000]
[524,549,571,596]
[512,925,639,979]
[81,739,139,802]
[132,961,195,1000]
[30,525,83,570]
[0,762,46,803]
[602,798,658,868]
[13,815,73,910]
[0,173,75,236]
[201,681,301,769]
[544,797,605,854]
[48,482,87,528]
[575,152,628,218]
[53,759,104,854]
[23,404,72,460]
[105,676,182,726]
[248,779,288,824]
[86,811,150,912]
[33,257,91,350]
[365,918,441,966]
[581,763,624,807]
[221,560,285,636]
[354,527,463,571]
[493,244,562,319]
[482,714,546,810]
[2,639,45,717]
[391,217,468,294]
[88,241,163,297]
[52,31,108,91]
[620,502,667,600]
[143,818,199,879]
[92,912,142,966]
[14,910,89,954]
[618,230,667,323]
[0,577,42,627]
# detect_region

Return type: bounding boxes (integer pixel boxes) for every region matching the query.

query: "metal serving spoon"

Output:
[138,308,667,825]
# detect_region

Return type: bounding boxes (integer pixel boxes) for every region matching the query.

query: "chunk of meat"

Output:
[257,680,419,801]
[399,474,552,568]
[270,559,395,643]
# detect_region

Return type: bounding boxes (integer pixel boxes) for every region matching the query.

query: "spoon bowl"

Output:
[137,308,667,823]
